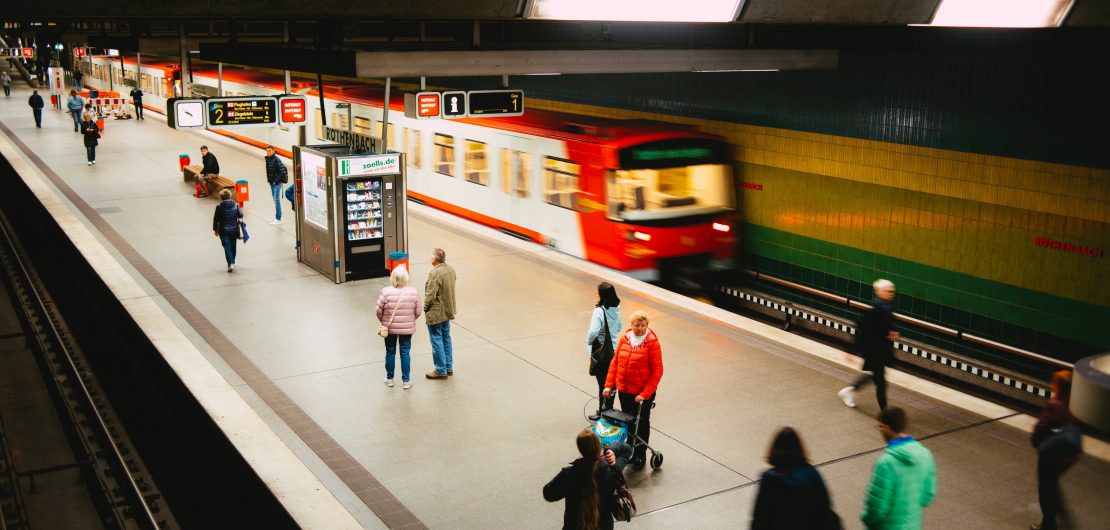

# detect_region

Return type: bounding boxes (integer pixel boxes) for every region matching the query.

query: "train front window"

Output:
[608,139,734,221]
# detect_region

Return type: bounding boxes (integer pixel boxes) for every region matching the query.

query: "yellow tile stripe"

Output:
[530,99,1110,224]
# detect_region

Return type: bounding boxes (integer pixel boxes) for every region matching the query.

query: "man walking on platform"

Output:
[129,86,144,120]
[66,90,84,132]
[28,90,44,128]
[424,248,457,380]
[861,407,937,530]
[839,279,899,410]
[196,146,220,198]
[264,145,288,225]
[1,71,11,97]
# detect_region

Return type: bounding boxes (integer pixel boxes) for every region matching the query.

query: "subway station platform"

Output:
[1,86,1108,529]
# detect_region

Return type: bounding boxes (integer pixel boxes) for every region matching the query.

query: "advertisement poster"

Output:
[301,152,329,230]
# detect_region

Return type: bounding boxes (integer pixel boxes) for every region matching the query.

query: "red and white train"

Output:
[82,55,738,280]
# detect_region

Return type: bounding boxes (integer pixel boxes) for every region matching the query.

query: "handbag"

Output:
[588,311,612,376]
[378,292,403,338]
[611,467,636,522]
[1038,423,1082,459]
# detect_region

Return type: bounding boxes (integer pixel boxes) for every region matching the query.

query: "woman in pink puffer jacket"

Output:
[376,265,422,389]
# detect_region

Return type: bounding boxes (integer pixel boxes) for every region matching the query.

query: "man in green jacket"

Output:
[862,407,937,530]
[424,248,457,380]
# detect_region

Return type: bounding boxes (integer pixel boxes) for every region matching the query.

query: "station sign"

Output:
[207,96,279,128]
[467,90,524,117]
[73,47,86,57]
[442,91,467,118]
[278,95,307,125]
[168,98,206,130]
[403,91,442,120]
[0,48,34,58]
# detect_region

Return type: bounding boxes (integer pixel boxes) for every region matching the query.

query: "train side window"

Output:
[434,134,455,176]
[464,141,489,186]
[502,150,531,198]
[544,157,580,209]
[407,129,423,169]
[353,116,372,136]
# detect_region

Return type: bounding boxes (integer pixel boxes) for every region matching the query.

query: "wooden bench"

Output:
[183,164,236,198]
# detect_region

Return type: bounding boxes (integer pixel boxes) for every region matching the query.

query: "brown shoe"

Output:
[425,371,448,380]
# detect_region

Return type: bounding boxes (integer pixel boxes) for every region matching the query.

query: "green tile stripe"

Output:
[743,223,1110,349]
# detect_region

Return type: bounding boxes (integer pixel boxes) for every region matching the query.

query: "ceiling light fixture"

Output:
[923,0,1075,27]
[524,0,744,23]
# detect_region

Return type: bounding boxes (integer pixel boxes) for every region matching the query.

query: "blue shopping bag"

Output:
[239,220,250,243]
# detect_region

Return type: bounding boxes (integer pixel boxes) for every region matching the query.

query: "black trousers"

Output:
[618,391,655,460]
[134,102,143,119]
[1037,453,1074,529]
[851,363,888,410]
[3,85,9,96]
[595,363,615,412]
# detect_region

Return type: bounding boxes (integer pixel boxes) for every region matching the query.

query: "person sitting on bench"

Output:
[197,146,220,198]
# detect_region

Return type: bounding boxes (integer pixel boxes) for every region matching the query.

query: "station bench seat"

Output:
[182,164,236,198]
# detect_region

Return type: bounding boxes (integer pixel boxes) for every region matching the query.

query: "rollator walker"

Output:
[590,399,663,470]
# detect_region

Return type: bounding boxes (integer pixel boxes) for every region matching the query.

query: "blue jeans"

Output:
[33,109,42,127]
[86,145,96,162]
[270,183,282,221]
[429,321,453,374]
[219,232,237,266]
[70,110,81,130]
[385,334,412,382]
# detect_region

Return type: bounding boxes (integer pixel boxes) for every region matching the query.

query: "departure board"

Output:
[207,97,279,128]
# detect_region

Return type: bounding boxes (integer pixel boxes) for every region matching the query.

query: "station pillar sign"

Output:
[278,95,307,125]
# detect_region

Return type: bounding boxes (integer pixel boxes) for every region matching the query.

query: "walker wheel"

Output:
[650,452,664,470]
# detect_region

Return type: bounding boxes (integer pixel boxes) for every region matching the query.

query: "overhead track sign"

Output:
[207,97,279,128]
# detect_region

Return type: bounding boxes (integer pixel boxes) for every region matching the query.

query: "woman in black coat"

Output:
[751,427,841,530]
[81,117,100,165]
[544,431,632,530]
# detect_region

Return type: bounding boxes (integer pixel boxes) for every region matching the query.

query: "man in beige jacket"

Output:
[425,248,457,379]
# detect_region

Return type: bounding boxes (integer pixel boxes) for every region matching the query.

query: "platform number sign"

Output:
[442,91,467,118]
[206,97,279,128]
[467,90,524,117]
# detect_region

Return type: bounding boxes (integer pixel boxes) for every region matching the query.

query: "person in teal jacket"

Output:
[862,407,937,530]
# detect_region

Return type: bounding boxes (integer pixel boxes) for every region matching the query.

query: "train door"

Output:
[535,150,586,258]
[501,136,534,233]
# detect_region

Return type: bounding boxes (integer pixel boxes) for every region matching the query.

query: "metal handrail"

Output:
[741,269,1073,370]
[0,220,162,529]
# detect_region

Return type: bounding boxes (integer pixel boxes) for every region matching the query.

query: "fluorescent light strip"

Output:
[925,0,1074,27]
[526,0,744,23]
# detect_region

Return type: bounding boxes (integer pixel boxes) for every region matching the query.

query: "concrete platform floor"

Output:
[1,85,1108,529]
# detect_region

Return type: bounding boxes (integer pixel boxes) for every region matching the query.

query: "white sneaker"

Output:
[273,219,282,225]
[838,386,856,408]
[87,161,92,166]
[269,219,278,225]
[384,378,394,387]
[402,381,412,389]
[92,160,96,165]
[230,263,236,270]
[227,266,233,273]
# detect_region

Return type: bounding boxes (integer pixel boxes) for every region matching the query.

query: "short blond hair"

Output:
[873,279,895,291]
[629,310,649,325]
[390,264,409,288]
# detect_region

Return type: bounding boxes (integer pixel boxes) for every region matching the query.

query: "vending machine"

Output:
[294,145,407,283]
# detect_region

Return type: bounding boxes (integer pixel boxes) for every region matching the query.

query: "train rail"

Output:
[0,210,174,530]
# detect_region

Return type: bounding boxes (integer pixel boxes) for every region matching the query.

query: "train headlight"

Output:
[712,222,731,233]
[630,230,652,242]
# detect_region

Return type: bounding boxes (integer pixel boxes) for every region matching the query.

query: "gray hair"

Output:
[432,248,446,264]
[873,278,895,291]
[390,264,409,288]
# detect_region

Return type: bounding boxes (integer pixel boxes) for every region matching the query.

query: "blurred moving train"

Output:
[81,55,738,280]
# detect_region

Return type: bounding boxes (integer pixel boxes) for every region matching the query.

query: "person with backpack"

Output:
[544,430,633,530]
[212,189,244,272]
[65,90,84,131]
[1030,370,1081,530]
[586,283,622,421]
[751,427,841,529]
[375,265,422,389]
[28,90,44,128]
[264,145,288,225]
[81,115,100,165]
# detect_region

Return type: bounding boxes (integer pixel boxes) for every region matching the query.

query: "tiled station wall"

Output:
[463,28,1110,361]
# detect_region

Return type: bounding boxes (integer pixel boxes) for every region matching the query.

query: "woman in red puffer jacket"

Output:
[602,310,663,469]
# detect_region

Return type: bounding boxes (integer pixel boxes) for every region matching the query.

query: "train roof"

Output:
[97,55,722,147]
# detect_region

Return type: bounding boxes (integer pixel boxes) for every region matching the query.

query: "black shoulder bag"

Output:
[588,311,612,376]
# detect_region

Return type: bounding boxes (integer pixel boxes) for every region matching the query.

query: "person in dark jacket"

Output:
[752,427,841,530]
[28,90,44,128]
[544,430,632,530]
[586,282,622,421]
[212,189,243,272]
[264,145,289,225]
[81,117,100,165]
[839,279,899,410]
[1030,370,1081,530]
[197,146,220,198]
[73,68,83,88]
[129,87,144,120]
